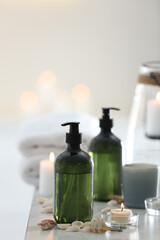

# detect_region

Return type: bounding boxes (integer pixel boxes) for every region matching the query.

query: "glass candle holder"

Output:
[101,211,139,230]
[145,197,160,216]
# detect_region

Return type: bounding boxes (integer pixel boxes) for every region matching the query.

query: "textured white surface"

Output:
[0,124,34,240]
[25,190,160,240]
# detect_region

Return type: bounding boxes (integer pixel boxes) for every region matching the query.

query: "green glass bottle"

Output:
[89,108,122,201]
[54,122,93,223]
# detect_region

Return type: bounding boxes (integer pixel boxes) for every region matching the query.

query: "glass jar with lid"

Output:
[126,61,160,166]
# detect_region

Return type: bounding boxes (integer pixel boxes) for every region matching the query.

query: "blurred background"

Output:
[0,0,160,239]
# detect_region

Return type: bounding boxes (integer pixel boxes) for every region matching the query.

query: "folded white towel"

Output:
[19,112,99,186]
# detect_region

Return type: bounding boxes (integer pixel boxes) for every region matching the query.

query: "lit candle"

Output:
[146,91,160,138]
[39,152,55,197]
[111,203,132,223]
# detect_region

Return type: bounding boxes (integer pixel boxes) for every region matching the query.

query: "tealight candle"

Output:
[39,152,55,196]
[111,203,132,223]
[146,91,160,138]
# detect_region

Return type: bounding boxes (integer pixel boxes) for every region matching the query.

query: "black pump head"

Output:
[61,122,82,144]
[100,107,120,130]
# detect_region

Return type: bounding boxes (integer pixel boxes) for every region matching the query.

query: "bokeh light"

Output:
[71,84,90,103]
[20,91,38,111]
[38,70,56,88]
[52,88,70,106]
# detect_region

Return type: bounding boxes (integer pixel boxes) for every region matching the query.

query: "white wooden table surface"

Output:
[25,190,160,240]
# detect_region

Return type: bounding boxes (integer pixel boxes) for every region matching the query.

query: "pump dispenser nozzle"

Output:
[61,122,82,144]
[100,107,120,130]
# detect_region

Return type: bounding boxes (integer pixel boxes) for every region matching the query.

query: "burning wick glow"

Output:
[156,91,160,101]
[121,203,124,211]
[49,152,55,162]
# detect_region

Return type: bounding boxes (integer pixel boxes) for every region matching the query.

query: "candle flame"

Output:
[121,203,124,211]
[156,91,160,101]
[49,152,55,162]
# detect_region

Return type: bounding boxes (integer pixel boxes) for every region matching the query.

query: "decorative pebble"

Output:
[57,224,71,230]
[41,207,53,214]
[37,198,46,204]
[80,226,91,232]
[72,221,83,228]
[66,225,80,232]
[42,198,53,208]
[83,221,91,227]
[106,200,117,207]
[101,207,111,213]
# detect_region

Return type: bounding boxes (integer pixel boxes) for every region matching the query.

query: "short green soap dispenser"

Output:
[54,122,93,223]
[89,108,122,201]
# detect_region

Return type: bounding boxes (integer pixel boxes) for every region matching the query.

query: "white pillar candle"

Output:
[39,152,55,197]
[146,91,160,138]
[111,203,132,223]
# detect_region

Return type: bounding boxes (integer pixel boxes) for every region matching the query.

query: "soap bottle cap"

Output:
[61,122,82,144]
[100,107,120,130]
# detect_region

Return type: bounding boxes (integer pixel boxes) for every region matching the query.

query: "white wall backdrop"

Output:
[0,0,160,119]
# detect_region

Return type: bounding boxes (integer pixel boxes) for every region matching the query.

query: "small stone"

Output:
[106,200,117,207]
[57,224,71,230]
[41,207,53,214]
[72,221,83,228]
[83,221,91,227]
[101,207,111,213]
[37,198,46,204]
[66,225,80,232]
[80,226,91,232]
[42,198,53,208]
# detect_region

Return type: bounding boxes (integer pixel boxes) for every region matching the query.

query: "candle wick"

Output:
[121,203,124,211]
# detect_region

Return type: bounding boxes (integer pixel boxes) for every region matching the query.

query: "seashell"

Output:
[90,218,122,233]
[41,206,53,214]
[101,207,111,213]
[80,226,91,232]
[37,198,46,204]
[37,219,56,230]
[106,200,118,207]
[66,225,80,232]
[90,218,106,234]
[72,221,83,228]
[42,198,53,208]
[83,221,91,227]
[57,224,71,230]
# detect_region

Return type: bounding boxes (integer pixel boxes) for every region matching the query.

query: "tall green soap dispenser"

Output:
[54,122,93,223]
[89,108,122,201]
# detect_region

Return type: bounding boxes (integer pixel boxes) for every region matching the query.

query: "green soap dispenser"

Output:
[89,108,122,201]
[54,122,94,223]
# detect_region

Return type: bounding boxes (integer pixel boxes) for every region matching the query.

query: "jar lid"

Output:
[138,61,160,86]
